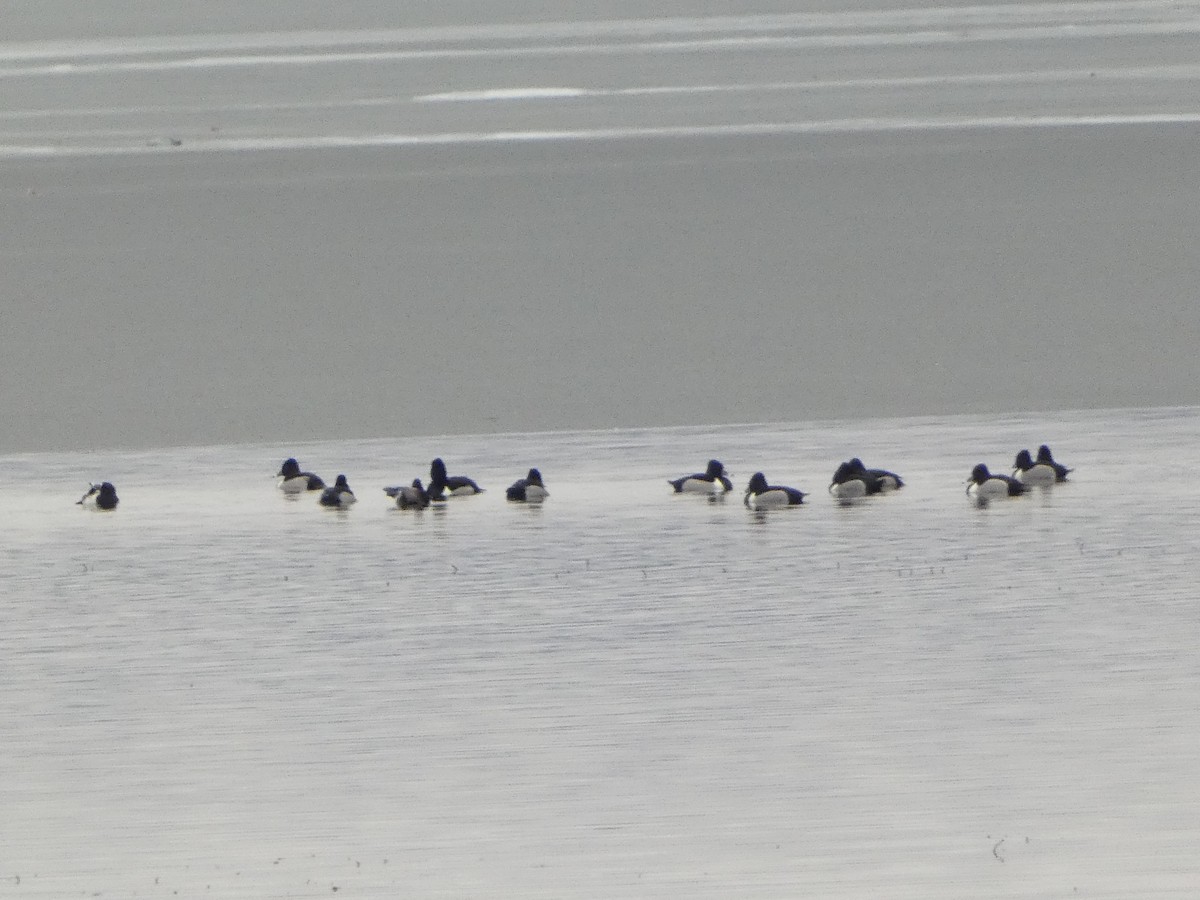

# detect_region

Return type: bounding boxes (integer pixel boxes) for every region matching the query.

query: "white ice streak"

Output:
[6,112,1200,160]
[5,1,1200,159]
[2,1,1200,77]
[416,87,588,103]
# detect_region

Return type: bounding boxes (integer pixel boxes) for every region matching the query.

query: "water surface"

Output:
[3,407,1199,897]
[4,0,1200,451]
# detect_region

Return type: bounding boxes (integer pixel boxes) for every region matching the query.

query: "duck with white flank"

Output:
[828,457,904,499]
[1011,449,1056,485]
[668,459,733,494]
[428,457,483,500]
[77,482,119,510]
[1012,445,1073,484]
[966,463,1025,497]
[384,479,431,510]
[744,472,806,509]
[506,468,548,503]
[1036,444,1072,481]
[277,458,326,493]
[319,474,357,507]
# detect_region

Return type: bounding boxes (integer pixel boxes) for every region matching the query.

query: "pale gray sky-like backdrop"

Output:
[4,1,1200,452]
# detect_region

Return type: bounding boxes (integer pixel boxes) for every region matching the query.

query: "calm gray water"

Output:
[3,406,1199,898]
[5,0,1200,451]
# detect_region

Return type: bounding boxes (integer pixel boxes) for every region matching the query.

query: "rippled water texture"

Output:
[3,407,1199,897]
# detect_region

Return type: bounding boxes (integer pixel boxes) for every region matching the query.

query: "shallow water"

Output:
[3,406,1199,897]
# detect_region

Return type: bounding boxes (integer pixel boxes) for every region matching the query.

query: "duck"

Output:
[384,478,431,510]
[506,468,548,503]
[668,459,733,494]
[744,472,806,509]
[319,474,357,507]
[277,457,326,493]
[1011,449,1057,485]
[1036,444,1072,482]
[428,457,484,500]
[77,481,119,510]
[966,463,1025,497]
[828,457,904,498]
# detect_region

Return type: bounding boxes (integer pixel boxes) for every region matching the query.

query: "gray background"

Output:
[4,1,1199,452]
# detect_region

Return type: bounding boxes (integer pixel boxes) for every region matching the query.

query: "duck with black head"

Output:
[428,457,484,500]
[1011,449,1056,485]
[77,482,119,510]
[277,457,325,493]
[1012,445,1073,484]
[668,459,733,494]
[966,463,1025,498]
[1036,444,1072,481]
[744,472,806,509]
[319,474,357,508]
[506,468,548,503]
[829,457,904,499]
[384,479,431,510]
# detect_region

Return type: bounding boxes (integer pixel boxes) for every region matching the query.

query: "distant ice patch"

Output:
[415,87,588,103]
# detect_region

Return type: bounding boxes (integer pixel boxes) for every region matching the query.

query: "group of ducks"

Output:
[667,456,905,509]
[74,445,1072,513]
[966,444,1073,496]
[666,445,1071,508]
[276,456,545,508]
